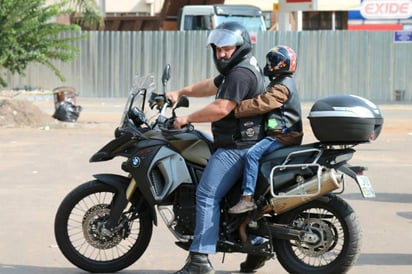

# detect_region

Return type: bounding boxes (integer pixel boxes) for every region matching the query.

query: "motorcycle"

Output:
[54,64,383,273]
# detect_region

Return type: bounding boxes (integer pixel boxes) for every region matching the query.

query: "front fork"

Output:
[93,174,157,230]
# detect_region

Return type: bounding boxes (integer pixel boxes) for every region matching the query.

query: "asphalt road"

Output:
[0,96,411,274]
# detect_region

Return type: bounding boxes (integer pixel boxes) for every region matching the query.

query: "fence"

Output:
[4,30,412,101]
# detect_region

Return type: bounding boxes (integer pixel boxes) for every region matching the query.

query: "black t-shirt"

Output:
[211,65,262,148]
[213,67,258,104]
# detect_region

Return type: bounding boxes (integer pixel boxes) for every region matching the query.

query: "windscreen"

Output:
[119,74,156,127]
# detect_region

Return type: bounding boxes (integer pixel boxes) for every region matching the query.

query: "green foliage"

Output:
[0,0,85,87]
[67,0,105,30]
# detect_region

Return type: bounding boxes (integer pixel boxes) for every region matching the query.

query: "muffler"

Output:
[270,169,341,214]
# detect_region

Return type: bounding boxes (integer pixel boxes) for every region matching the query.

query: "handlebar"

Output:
[149,93,173,110]
[160,117,194,136]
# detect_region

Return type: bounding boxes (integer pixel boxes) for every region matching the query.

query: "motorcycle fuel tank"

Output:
[308,95,383,144]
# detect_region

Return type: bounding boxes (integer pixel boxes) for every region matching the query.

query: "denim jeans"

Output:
[242,137,284,195]
[189,147,249,254]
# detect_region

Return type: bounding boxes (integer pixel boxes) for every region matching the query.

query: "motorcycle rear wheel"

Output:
[54,180,153,273]
[274,194,361,274]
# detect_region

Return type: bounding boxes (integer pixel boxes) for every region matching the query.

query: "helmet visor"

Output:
[207,29,243,47]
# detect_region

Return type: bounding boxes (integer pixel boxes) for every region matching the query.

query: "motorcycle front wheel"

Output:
[54,180,153,273]
[274,194,361,274]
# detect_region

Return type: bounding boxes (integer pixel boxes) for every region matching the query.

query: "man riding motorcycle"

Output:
[168,21,267,274]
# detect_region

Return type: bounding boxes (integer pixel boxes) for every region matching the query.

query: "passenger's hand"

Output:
[173,116,189,129]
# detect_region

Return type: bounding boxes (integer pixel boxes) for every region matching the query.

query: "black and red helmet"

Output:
[263,45,297,77]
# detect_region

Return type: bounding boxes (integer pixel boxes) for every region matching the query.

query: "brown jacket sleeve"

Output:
[234,84,289,118]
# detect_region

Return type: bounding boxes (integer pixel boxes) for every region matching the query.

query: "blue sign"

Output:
[394,31,412,43]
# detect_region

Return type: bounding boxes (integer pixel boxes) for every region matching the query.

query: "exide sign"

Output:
[361,0,412,19]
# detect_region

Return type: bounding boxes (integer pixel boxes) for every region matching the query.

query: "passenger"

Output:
[229,45,304,214]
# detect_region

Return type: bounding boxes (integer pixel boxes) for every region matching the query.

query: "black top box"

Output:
[308,95,383,144]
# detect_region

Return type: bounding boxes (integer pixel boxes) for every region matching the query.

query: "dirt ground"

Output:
[0,93,412,274]
[0,98,54,128]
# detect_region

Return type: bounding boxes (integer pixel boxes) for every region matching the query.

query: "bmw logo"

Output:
[131,156,141,167]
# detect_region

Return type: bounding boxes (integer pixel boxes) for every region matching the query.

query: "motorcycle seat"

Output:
[260,142,320,164]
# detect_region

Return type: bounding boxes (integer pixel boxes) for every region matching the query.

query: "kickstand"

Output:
[221,252,226,263]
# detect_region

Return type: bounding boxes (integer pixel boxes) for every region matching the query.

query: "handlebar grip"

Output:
[186,123,194,131]
[161,120,194,136]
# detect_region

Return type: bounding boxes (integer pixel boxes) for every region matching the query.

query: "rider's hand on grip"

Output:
[161,118,193,137]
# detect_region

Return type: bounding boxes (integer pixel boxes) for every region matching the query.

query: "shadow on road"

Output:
[342,192,412,204]
[358,253,412,266]
[0,265,246,274]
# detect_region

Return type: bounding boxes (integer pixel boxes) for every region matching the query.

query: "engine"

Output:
[173,184,196,235]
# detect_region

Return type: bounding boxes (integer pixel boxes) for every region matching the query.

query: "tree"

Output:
[66,0,104,30]
[0,0,85,87]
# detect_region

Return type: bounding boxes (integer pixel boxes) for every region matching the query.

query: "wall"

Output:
[3,30,412,102]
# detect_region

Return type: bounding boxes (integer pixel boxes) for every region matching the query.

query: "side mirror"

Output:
[162,64,171,87]
[172,95,189,118]
[175,95,189,109]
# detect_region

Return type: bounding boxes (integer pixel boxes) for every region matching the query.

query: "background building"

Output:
[47,0,412,31]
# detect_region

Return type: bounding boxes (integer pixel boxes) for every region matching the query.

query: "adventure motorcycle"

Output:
[54,64,383,273]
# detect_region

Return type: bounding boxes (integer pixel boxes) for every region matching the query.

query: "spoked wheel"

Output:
[274,194,361,274]
[54,180,153,273]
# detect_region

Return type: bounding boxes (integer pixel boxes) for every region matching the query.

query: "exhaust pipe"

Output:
[270,170,341,214]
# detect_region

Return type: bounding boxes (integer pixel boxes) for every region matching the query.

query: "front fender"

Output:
[93,173,158,225]
[93,173,130,192]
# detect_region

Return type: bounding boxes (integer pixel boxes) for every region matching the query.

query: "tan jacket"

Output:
[235,85,289,118]
[234,84,303,146]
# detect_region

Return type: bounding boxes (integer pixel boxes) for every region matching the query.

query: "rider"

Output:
[229,45,304,214]
[168,22,267,274]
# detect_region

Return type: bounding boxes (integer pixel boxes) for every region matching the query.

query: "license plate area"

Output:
[356,175,376,198]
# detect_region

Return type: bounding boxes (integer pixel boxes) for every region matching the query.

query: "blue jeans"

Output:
[189,147,249,254]
[242,137,284,195]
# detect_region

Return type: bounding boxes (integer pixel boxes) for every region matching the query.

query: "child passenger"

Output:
[229,45,304,214]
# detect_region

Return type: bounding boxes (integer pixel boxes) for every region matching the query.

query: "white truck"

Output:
[177,4,267,32]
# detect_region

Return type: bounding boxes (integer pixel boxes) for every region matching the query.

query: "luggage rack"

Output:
[269,148,323,198]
